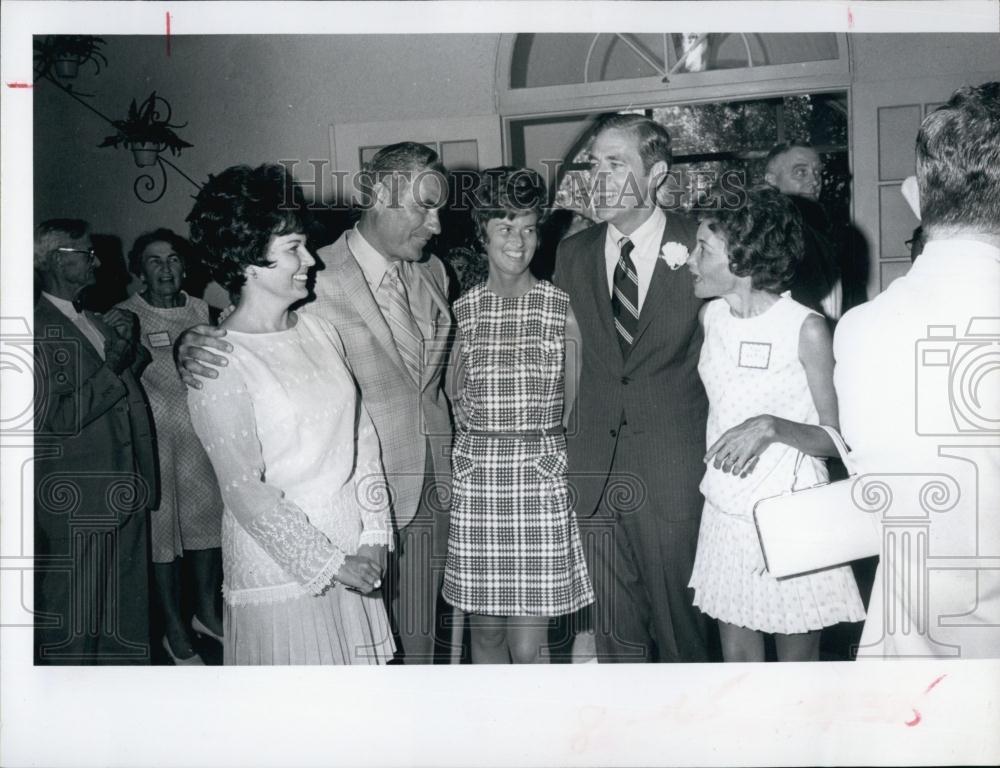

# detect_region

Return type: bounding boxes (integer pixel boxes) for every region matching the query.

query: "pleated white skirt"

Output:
[689,501,866,634]
[224,585,395,665]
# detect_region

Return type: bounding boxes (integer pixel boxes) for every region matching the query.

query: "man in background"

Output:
[764,142,843,320]
[34,218,156,664]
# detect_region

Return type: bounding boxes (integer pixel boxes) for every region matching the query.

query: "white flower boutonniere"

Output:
[659,241,690,270]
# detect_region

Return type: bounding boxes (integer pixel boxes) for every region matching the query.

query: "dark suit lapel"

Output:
[583,223,625,368]
[331,237,411,381]
[633,261,664,349]
[631,213,694,352]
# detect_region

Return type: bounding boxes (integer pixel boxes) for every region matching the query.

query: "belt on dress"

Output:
[464,426,565,441]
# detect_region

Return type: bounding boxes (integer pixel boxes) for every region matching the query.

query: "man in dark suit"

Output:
[553,114,711,662]
[177,145,455,663]
[33,219,156,664]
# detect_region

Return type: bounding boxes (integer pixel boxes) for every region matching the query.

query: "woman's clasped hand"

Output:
[335,553,383,593]
[703,414,780,477]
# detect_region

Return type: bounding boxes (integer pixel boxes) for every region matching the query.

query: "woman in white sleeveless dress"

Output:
[686,186,864,662]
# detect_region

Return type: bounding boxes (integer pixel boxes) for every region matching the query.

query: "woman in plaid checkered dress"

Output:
[443,167,594,663]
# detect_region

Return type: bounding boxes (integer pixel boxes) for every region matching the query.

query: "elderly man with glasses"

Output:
[33,218,158,664]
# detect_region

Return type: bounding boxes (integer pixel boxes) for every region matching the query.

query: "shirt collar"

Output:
[909,238,1000,278]
[607,206,667,256]
[918,238,1000,262]
[41,291,82,317]
[348,226,394,288]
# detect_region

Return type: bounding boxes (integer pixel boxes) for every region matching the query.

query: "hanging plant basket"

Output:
[33,36,107,81]
[99,92,193,162]
[53,57,80,79]
[130,141,163,167]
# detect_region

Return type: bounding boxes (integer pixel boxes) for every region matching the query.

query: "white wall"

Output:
[34,34,500,252]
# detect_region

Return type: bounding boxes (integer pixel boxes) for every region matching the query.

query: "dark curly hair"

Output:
[186,164,307,296]
[470,166,547,249]
[700,185,805,294]
[127,227,190,277]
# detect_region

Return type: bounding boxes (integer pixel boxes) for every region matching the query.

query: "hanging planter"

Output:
[130,141,164,167]
[33,36,107,81]
[99,92,193,162]
[53,57,80,79]
[35,41,202,206]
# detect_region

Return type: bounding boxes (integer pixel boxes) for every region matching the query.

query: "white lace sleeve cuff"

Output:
[241,497,347,589]
[302,547,347,596]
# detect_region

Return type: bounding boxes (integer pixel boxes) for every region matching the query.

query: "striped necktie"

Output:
[611,237,639,356]
[382,262,423,385]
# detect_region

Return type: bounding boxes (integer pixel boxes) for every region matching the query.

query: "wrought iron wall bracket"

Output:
[34,36,201,205]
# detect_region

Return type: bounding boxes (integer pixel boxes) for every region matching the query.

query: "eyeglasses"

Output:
[55,247,97,261]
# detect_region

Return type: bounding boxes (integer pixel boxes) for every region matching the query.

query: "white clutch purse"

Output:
[752,425,880,579]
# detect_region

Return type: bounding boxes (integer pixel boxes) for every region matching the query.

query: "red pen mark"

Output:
[166,11,172,57]
[901,674,947,727]
[847,6,855,29]
[6,82,33,89]
[924,674,946,694]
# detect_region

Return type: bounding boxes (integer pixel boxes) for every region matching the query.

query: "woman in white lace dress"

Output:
[686,186,864,662]
[185,164,394,665]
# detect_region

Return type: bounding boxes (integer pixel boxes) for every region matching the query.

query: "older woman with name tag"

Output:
[117,228,224,665]
[685,186,865,663]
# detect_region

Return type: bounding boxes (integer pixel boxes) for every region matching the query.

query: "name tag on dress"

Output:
[147,331,172,348]
[738,341,771,369]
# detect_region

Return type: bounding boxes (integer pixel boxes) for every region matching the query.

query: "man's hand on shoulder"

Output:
[174,324,232,389]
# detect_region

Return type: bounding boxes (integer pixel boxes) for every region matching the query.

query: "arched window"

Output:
[498,33,852,223]
[506,33,845,94]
